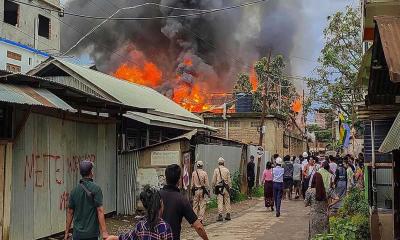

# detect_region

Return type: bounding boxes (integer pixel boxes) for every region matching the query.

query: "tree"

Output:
[233,73,252,94]
[306,6,363,119]
[253,55,298,114]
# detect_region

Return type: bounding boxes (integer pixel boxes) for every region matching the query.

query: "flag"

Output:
[343,123,351,148]
[338,113,346,145]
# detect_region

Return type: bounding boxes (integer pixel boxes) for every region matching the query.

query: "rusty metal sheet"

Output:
[0,83,75,111]
[10,113,117,239]
[375,16,400,82]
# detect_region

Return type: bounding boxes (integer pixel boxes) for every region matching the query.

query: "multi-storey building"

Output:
[0,0,61,73]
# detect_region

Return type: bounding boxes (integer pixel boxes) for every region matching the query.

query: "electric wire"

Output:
[9,0,266,20]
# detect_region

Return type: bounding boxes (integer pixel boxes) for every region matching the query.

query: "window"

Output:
[29,57,32,65]
[38,15,50,39]
[6,63,21,72]
[0,106,13,139]
[283,134,289,149]
[251,121,261,128]
[7,51,21,61]
[213,121,224,128]
[229,120,240,128]
[4,0,19,26]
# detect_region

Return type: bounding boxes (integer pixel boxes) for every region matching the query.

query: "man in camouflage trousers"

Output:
[191,161,210,223]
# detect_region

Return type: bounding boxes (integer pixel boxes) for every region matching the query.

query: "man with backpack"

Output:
[212,157,232,222]
[191,161,210,223]
[65,160,109,240]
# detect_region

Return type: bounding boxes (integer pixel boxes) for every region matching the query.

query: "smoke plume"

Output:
[61,0,306,93]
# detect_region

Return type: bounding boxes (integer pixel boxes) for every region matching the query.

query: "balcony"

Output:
[362,0,400,40]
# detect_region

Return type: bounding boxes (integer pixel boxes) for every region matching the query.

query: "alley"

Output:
[181,199,309,240]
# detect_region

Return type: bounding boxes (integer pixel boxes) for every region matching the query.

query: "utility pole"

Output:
[256,50,272,187]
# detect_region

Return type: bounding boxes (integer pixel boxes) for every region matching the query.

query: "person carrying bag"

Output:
[212,157,232,221]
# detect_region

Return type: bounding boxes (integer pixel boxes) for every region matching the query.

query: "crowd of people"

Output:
[64,157,235,240]
[257,151,365,239]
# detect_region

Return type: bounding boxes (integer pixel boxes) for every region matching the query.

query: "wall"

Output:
[204,117,305,158]
[0,0,61,52]
[195,144,243,194]
[10,113,116,240]
[117,151,139,215]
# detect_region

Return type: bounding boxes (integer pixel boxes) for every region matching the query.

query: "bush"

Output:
[338,188,369,218]
[230,171,247,203]
[206,197,218,210]
[252,185,264,198]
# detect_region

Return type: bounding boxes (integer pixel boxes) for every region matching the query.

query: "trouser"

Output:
[217,190,231,214]
[273,182,283,214]
[193,190,207,220]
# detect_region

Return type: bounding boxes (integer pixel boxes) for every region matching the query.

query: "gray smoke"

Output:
[61,0,306,92]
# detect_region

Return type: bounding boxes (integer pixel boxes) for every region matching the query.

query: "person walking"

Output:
[302,156,316,199]
[333,159,347,210]
[261,162,274,211]
[293,157,302,199]
[301,152,309,199]
[212,157,232,222]
[191,161,210,224]
[160,164,209,240]
[328,155,337,175]
[272,157,284,217]
[283,155,294,200]
[65,160,109,240]
[247,156,256,199]
[344,159,355,192]
[304,172,329,239]
[107,186,173,240]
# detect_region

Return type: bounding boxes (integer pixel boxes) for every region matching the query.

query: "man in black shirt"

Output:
[160,164,209,240]
[247,156,256,198]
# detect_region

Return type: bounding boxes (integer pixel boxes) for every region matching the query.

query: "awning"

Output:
[375,16,400,83]
[124,111,217,131]
[0,83,75,111]
[379,112,400,153]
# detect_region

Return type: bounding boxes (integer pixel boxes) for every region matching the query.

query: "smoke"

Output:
[61,0,307,92]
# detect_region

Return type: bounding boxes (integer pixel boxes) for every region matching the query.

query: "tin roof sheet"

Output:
[124,111,216,131]
[379,111,400,153]
[32,58,202,123]
[375,16,400,82]
[0,83,75,111]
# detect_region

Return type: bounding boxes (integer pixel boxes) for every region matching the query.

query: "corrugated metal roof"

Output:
[124,111,216,131]
[375,16,400,83]
[379,111,400,153]
[0,83,75,111]
[39,58,203,123]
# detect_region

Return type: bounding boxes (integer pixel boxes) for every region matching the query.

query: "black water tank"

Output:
[235,93,253,112]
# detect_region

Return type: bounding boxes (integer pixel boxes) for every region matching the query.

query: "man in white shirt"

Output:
[301,152,309,171]
[272,157,284,217]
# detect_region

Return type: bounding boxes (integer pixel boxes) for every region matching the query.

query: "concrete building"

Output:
[0,0,61,73]
[203,112,306,158]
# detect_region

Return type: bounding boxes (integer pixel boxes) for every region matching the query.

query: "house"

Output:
[203,112,306,159]
[0,70,137,240]
[358,16,400,240]
[0,0,61,72]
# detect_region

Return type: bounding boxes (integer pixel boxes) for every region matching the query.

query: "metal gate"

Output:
[117,151,139,215]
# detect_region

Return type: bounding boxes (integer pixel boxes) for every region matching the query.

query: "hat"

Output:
[197,161,204,167]
[79,160,93,176]
[302,152,309,158]
[275,157,283,165]
[218,157,225,164]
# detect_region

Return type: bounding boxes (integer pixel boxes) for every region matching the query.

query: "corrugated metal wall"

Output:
[11,113,117,240]
[376,168,393,208]
[195,144,243,193]
[117,151,139,215]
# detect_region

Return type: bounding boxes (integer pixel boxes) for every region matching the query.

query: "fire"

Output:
[114,61,162,88]
[291,98,302,113]
[113,51,210,112]
[249,65,258,91]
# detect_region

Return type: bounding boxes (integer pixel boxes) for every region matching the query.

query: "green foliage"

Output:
[308,124,333,142]
[251,186,264,198]
[338,188,369,217]
[252,55,298,115]
[230,171,246,203]
[234,73,252,94]
[306,6,364,120]
[206,197,218,210]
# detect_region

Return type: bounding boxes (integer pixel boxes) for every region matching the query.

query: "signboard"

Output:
[137,168,166,190]
[151,151,180,166]
[256,146,264,157]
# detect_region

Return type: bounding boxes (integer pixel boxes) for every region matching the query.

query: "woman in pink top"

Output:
[262,162,274,211]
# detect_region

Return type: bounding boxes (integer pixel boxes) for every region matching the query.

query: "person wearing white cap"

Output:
[212,157,232,221]
[272,157,284,217]
[191,161,210,223]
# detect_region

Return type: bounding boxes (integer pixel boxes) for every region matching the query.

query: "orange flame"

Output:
[183,58,193,67]
[249,66,258,91]
[291,98,302,113]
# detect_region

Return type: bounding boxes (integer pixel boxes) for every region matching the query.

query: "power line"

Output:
[10,0,266,20]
